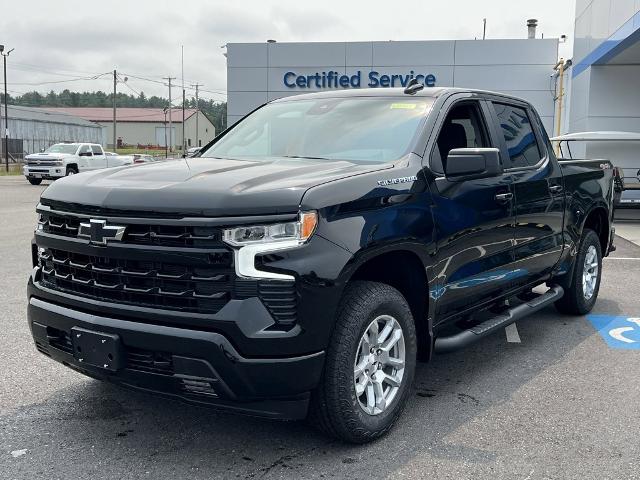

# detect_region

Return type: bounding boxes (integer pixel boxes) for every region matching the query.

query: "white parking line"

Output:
[605,257,640,260]
[505,323,521,343]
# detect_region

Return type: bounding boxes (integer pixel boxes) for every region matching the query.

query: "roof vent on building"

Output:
[527,19,538,39]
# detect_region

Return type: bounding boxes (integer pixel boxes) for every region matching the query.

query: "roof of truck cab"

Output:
[550,131,640,142]
[269,87,527,102]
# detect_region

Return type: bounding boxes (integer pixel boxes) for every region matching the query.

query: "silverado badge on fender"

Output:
[377,175,418,186]
[78,219,126,245]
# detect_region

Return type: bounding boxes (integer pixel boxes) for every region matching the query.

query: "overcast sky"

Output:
[2,0,576,104]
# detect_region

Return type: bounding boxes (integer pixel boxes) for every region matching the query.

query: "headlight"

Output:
[223,211,317,247]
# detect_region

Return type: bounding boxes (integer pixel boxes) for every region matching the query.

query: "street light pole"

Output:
[1,45,14,173]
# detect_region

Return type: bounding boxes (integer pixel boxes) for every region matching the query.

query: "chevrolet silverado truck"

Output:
[27,87,615,443]
[23,143,132,185]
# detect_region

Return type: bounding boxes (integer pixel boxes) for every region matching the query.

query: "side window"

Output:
[91,145,104,155]
[78,145,91,156]
[492,103,542,168]
[430,102,489,174]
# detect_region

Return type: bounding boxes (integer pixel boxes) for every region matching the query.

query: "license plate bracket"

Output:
[71,327,124,371]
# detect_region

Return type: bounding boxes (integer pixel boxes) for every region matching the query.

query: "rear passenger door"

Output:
[489,100,565,288]
[428,98,517,321]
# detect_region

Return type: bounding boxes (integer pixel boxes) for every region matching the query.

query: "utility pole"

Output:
[112,69,117,151]
[163,76,175,152]
[182,88,186,154]
[191,83,203,148]
[163,107,168,158]
[482,18,487,40]
[111,70,127,152]
[1,45,14,172]
[181,45,186,156]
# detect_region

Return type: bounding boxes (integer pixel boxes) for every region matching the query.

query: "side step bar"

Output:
[433,285,564,354]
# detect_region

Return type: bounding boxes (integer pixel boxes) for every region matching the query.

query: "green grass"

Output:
[0,164,23,176]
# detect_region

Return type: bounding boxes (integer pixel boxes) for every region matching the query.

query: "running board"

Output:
[433,285,564,354]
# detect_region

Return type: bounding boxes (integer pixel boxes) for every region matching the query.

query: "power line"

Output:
[8,72,111,86]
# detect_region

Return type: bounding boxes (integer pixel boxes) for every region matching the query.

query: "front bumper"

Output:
[27,295,325,420]
[24,165,65,179]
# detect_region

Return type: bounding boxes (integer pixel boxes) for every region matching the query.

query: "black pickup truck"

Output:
[28,87,615,443]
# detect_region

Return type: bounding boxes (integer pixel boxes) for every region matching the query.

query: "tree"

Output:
[9,89,227,133]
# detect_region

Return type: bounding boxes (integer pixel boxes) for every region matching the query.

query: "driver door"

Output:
[91,145,107,169]
[77,144,93,171]
[427,98,517,322]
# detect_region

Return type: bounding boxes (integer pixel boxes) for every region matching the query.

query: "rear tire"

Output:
[66,166,78,176]
[555,228,602,315]
[308,281,417,443]
[27,177,42,185]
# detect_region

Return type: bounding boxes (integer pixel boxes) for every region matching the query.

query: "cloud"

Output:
[0,0,575,100]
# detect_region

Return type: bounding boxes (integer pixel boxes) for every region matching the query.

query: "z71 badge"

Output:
[377,175,418,187]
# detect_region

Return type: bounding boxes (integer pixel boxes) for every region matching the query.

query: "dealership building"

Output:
[226,37,560,133]
[566,0,640,158]
[227,0,640,157]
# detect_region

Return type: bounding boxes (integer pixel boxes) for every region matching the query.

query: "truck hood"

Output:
[40,157,392,217]
[26,152,72,161]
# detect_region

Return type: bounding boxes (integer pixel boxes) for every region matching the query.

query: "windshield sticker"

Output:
[390,103,418,110]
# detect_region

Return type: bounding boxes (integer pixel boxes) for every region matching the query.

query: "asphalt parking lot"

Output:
[1,175,639,480]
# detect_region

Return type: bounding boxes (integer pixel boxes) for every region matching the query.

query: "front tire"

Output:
[309,281,417,443]
[27,177,42,185]
[66,166,78,176]
[555,228,602,315]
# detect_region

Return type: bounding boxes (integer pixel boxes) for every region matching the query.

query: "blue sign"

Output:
[283,70,436,89]
[586,315,640,349]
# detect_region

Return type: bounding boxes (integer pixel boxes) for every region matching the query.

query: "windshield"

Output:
[202,97,433,163]
[45,144,78,154]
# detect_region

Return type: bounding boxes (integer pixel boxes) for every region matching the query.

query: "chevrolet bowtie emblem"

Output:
[78,219,126,245]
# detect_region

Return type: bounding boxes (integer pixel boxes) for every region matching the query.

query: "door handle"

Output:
[549,185,563,194]
[495,192,513,202]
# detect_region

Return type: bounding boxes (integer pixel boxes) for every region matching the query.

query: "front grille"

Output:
[27,160,60,166]
[36,206,298,328]
[38,211,224,249]
[40,248,233,314]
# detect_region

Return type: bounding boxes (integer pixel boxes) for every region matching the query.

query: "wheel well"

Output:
[350,250,430,360]
[583,207,609,253]
[66,163,78,171]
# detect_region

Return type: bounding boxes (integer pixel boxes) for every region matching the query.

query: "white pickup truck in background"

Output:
[23,143,133,185]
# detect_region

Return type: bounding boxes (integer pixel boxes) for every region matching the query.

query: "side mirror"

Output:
[78,151,92,157]
[444,148,503,181]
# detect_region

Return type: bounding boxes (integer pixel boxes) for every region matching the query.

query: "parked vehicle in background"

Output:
[105,151,134,167]
[186,147,202,157]
[27,88,615,443]
[551,131,640,209]
[132,154,156,164]
[23,143,108,185]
